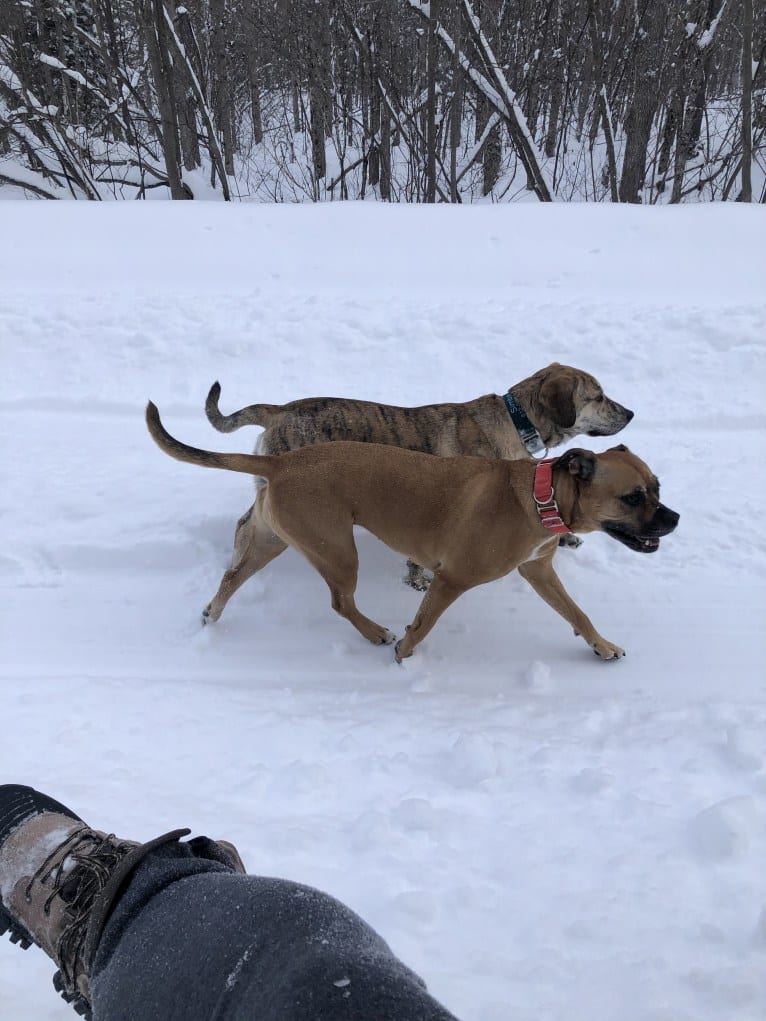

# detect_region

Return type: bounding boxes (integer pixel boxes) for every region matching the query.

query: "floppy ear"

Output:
[538,374,577,429]
[555,449,597,481]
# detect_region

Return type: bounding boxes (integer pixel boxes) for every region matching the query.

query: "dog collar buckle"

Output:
[533,459,572,535]
[503,392,545,456]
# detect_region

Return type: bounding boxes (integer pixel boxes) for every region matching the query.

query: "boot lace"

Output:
[25,827,134,991]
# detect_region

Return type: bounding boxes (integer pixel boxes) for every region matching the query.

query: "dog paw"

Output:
[405,574,431,592]
[394,639,410,664]
[404,562,433,591]
[201,605,221,626]
[591,640,625,660]
[559,534,583,549]
[378,629,397,646]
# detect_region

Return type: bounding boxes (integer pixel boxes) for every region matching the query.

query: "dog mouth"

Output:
[602,522,661,553]
[587,421,630,437]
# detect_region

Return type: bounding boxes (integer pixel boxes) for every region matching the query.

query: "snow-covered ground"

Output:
[1,202,765,1020]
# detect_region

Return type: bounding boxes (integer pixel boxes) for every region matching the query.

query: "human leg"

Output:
[94,860,459,1021]
[1,785,460,1021]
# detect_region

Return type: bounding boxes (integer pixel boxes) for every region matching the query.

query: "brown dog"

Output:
[146,403,678,662]
[206,363,634,589]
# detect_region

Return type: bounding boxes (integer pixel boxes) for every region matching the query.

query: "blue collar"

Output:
[502,392,546,455]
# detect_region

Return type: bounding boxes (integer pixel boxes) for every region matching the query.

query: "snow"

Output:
[38,53,89,90]
[0,827,76,903]
[1,201,765,1020]
[0,158,68,200]
[697,0,731,51]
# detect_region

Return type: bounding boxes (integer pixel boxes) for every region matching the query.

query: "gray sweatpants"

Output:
[91,842,460,1021]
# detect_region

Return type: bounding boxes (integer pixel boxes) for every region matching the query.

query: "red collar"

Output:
[533,458,572,534]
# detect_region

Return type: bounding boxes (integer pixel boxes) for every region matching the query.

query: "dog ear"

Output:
[556,449,597,481]
[539,374,577,429]
[609,443,629,452]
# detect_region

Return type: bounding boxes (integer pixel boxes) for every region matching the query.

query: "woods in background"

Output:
[0,0,762,201]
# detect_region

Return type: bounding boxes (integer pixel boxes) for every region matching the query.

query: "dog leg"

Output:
[328,584,397,646]
[517,556,625,660]
[203,502,287,623]
[293,538,396,647]
[395,575,466,662]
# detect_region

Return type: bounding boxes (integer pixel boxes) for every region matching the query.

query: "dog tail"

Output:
[146,402,276,479]
[205,381,283,433]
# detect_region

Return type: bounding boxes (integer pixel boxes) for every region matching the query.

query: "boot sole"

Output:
[0,900,34,950]
[53,969,92,1018]
[1,902,91,1019]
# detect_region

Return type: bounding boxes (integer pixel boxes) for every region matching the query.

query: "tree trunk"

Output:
[544,0,564,161]
[247,45,263,145]
[425,0,440,202]
[741,0,753,201]
[173,9,201,171]
[380,104,392,200]
[210,0,235,177]
[618,9,661,204]
[307,1,331,181]
[587,0,618,202]
[377,5,393,201]
[450,5,463,202]
[141,0,188,199]
[668,0,724,203]
[250,76,263,146]
[368,34,381,188]
[476,90,500,196]
[292,84,301,134]
[656,98,680,187]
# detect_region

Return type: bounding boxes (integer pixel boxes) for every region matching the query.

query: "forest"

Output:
[0,0,762,202]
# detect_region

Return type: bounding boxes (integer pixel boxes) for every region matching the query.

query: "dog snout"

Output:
[588,400,635,436]
[611,401,633,423]
[655,505,680,534]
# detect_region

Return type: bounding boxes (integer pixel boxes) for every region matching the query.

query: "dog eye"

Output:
[621,491,645,508]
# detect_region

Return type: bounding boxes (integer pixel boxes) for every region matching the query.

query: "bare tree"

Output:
[618,5,664,203]
[586,0,618,201]
[407,0,555,201]
[172,8,202,171]
[741,0,753,201]
[425,0,440,202]
[210,0,236,175]
[0,0,757,203]
[141,0,188,199]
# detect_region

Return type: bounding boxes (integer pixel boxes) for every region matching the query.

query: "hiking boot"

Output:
[0,785,246,1018]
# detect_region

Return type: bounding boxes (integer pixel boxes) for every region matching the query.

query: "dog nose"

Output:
[624,408,634,423]
[660,506,680,530]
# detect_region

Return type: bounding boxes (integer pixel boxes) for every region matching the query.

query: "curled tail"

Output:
[146,402,276,478]
[205,381,283,433]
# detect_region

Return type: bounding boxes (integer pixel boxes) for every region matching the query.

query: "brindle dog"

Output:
[205,363,633,457]
[147,402,678,663]
[206,363,634,590]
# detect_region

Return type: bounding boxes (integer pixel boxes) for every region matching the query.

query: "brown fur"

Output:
[206,363,634,589]
[146,403,678,662]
